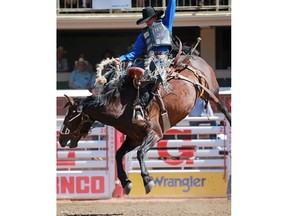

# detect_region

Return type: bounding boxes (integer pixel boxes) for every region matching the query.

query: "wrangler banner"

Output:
[128,171,228,197]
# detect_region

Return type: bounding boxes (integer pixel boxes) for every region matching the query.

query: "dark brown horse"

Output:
[58,54,231,195]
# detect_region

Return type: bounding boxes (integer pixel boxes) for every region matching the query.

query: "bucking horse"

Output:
[58,39,231,195]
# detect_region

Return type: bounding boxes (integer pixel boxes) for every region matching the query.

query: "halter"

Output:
[60,111,94,138]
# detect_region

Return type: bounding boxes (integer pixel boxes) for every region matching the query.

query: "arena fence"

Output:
[56,0,231,14]
[56,119,117,199]
[125,114,231,197]
[56,114,231,199]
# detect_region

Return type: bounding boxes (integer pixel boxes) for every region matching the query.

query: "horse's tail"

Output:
[212,98,231,126]
[194,82,231,126]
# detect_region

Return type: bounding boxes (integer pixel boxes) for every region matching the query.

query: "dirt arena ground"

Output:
[57,198,231,216]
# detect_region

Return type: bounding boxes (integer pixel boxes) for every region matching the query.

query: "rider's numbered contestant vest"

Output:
[143,21,172,52]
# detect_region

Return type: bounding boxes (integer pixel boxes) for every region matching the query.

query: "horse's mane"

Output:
[78,55,180,110]
[80,75,132,109]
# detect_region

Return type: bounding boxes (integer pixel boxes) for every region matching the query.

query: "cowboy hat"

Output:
[136,6,164,25]
[74,57,88,66]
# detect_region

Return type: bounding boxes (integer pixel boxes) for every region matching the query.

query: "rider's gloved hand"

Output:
[113,58,121,66]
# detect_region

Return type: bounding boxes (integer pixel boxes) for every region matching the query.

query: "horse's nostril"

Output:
[58,137,67,147]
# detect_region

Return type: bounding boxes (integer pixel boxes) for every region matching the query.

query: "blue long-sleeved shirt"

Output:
[119,0,176,62]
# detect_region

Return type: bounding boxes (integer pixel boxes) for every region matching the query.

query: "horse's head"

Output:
[58,95,94,148]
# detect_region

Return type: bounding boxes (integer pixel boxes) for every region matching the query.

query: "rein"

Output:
[62,111,94,138]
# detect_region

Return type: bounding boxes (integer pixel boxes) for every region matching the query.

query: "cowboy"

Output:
[69,58,91,89]
[114,0,176,124]
[57,46,69,72]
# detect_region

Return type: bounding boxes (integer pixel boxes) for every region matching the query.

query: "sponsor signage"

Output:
[57,171,109,199]
[128,172,228,197]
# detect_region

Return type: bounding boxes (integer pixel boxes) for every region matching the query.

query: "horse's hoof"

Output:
[145,180,155,194]
[124,182,132,195]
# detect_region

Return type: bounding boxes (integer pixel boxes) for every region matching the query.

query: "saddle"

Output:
[127,67,145,79]
[127,66,170,131]
[127,67,145,89]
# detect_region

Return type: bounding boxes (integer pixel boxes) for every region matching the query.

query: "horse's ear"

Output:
[64,94,75,106]
[63,102,69,109]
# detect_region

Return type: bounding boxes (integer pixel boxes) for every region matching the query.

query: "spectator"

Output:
[114,0,176,124]
[133,0,162,7]
[74,52,94,74]
[97,49,114,76]
[178,0,205,7]
[189,98,217,139]
[65,0,83,8]
[57,46,69,72]
[69,58,91,89]
[135,0,144,7]
[82,0,91,8]
[198,0,204,7]
[101,49,113,60]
